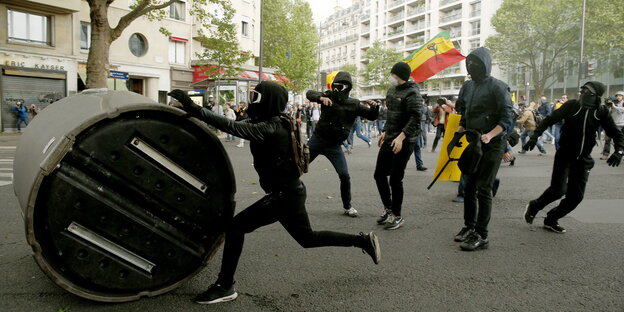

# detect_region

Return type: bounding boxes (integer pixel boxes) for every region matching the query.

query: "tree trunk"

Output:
[86,2,113,89]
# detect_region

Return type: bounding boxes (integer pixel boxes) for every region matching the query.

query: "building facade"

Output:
[0,0,262,132]
[319,0,502,100]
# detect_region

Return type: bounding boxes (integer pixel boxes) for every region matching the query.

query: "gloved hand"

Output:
[607,151,622,167]
[168,89,202,117]
[522,138,537,151]
[451,132,464,147]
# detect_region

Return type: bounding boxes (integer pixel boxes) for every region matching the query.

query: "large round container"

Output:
[13,89,235,302]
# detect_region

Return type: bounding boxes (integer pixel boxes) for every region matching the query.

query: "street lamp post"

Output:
[576,0,587,90]
[258,0,264,83]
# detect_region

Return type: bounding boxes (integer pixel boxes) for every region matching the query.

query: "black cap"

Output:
[581,81,605,97]
[391,62,412,82]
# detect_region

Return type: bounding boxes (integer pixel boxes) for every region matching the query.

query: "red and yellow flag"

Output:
[404,30,465,83]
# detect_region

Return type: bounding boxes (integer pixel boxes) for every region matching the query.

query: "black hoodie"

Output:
[306,72,379,144]
[194,81,299,191]
[456,47,513,137]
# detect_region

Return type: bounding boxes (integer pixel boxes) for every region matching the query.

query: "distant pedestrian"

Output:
[11,100,29,132]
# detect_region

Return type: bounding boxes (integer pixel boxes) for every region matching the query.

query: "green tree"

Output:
[262,0,319,92]
[194,1,251,80]
[362,41,403,93]
[486,0,580,102]
[486,0,624,101]
[84,0,236,89]
[340,64,359,91]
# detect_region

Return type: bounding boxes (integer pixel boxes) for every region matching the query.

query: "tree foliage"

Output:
[194,1,251,80]
[486,0,624,101]
[84,0,239,88]
[262,0,319,92]
[362,41,403,93]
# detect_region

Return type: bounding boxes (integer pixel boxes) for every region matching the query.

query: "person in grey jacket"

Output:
[375,62,423,230]
[453,47,513,251]
[601,90,624,159]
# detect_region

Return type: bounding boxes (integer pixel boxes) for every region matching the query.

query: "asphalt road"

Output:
[1,132,623,311]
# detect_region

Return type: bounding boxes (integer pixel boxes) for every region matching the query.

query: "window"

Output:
[470,2,481,17]
[168,40,185,64]
[169,1,185,21]
[241,21,249,36]
[8,9,51,45]
[469,39,480,50]
[471,21,481,36]
[80,22,91,50]
[129,33,148,57]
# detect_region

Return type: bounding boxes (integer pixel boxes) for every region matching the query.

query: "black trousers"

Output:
[463,138,505,238]
[308,134,352,209]
[530,150,593,221]
[431,124,445,152]
[373,141,414,216]
[217,181,360,287]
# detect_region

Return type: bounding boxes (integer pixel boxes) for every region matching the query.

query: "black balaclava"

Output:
[327,71,353,102]
[465,47,492,83]
[579,81,605,109]
[246,81,288,123]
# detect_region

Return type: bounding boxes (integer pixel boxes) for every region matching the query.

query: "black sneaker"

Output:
[417,166,428,171]
[376,209,392,225]
[454,227,475,242]
[384,216,404,230]
[544,220,566,233]
[524,202,538,224]
[359,232,381,264]
[194,283,238,304]
[460,232,489,251]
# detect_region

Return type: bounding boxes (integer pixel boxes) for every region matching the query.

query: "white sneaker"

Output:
[344,207,359,217]
[236,143,244,148]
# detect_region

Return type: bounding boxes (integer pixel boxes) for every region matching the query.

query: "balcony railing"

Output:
[405,39,424,49]
[407,23,426,33]
[470,10,481,17]
[387,28,405,37]
[388,11,405,23]
[388,0,405,9]
[440,12,462,23]
[440,0,460,6]
[407,5,425,16]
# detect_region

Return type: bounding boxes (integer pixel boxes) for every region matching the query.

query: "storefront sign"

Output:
[187,90,204,95]
[3,60,65,71]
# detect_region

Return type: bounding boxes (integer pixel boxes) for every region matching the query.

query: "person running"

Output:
[523,81,624,233]
[375,62,423,230]
[306,71,379,217]
[453,47,513,251]
[168,82,381,305]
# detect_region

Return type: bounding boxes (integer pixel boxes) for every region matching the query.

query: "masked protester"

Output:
[374,62,423,230]
[523,81,624,233]
[305,72,379,217]
[453,47,514,250]
[168,81,380,305]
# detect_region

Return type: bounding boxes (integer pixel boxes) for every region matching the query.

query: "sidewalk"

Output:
[0,132,22,147]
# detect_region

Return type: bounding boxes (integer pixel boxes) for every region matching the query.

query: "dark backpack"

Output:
[532,110,543,125]
[280,114,310,176]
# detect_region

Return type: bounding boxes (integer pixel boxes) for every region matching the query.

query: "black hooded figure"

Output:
[454,47,514,251]
[523,81,624,233]
[306,72,379,217]
[168,81,380,305]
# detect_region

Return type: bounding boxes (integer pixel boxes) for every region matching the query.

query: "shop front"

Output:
[0,56,75,132]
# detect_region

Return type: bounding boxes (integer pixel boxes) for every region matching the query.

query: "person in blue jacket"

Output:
[11,101,29,131]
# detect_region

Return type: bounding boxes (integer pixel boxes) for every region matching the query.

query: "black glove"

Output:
[168,89,202,117]
[523,138,537,151]
[607,151,623,167]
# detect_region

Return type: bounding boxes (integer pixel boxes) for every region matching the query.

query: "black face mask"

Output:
[579,88,598,109]
[467,59,486,81]
[327,82,350,102]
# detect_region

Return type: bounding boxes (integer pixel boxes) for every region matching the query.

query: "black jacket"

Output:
[306,72,378,144]
[383,81,423,144]
[456,47,513,136]
[194,83,299,193]
[532,99,624,159]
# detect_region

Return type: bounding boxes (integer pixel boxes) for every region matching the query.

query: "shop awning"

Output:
[191,65,290,85]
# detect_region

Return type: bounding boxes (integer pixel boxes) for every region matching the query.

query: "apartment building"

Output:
[319,0,502,100]
[0,0,261,132]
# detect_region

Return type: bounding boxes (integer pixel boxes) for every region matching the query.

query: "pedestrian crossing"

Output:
[0,146,15,187]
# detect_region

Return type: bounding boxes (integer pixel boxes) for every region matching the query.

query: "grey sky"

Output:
[304,0,352,25]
